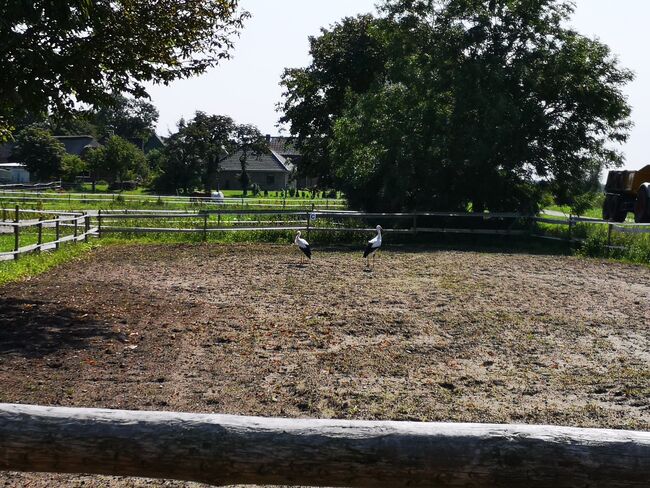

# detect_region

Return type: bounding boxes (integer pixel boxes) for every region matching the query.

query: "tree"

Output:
[281,0,633,212]
[0,0,249,139]
[12,127,66,181]
[154,113,267,194]
[279,14,386,186]
[92,94,159,145]
[84,136,148,188]
[61,154,87,183]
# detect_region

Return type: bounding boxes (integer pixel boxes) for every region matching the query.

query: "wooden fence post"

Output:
[74,215,79,240]
[37,218,43,252]
[98,209,102,239]
[13,224,19,261]
[84,213,90,242]
[413,212,418,235]
[306,211,311,240]
[55,216,60,250]
[607,223,613,253]
[14,204,19,223]
[203,213,208,242]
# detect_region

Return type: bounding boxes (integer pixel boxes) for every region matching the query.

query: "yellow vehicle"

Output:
[603,165,650,223]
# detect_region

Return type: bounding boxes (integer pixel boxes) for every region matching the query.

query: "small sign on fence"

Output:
[309,213,317,221]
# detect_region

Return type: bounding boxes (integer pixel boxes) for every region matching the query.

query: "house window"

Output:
[266,174,275,185]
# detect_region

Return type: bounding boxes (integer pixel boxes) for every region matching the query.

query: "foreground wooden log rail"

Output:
[1,404,649,487]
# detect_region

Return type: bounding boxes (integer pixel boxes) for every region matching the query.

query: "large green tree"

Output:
[281,0,633,212]
[12,127,66,181]
[155,113,267,193]
[0,0,249,140]
[84,136,148,187]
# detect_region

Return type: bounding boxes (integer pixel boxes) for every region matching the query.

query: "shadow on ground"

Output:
[0,297,115,358]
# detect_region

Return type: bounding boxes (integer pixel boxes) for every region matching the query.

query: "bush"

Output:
[264,190,269,197]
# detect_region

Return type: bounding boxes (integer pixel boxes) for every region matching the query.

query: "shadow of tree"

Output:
[0,297,116,358]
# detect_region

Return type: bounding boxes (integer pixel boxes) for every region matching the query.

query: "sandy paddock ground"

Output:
[0,243,648,487]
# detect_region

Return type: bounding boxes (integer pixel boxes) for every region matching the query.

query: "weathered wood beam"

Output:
[1,403,649,487]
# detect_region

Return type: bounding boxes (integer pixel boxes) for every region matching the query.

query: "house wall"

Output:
[219,171,294,191]
[0,167,30,183]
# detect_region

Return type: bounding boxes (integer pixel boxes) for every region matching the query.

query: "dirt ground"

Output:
[0,243,649,487]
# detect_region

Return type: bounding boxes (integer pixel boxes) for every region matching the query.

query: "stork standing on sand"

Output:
[294,231,312,264]
[363,225,382,269]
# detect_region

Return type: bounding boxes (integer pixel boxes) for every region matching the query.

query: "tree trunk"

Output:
[1,404,649,487]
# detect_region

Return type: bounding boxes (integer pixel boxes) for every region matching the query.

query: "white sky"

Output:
[147,0,650,171]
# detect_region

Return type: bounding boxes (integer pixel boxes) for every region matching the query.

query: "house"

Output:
[0,163,30,183]
[54,135,101,156]
[268,136,319,189]
[0,144,30,183]
[219,146,295,191]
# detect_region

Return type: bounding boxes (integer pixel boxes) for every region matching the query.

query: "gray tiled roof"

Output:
[220,150,291,173]
[54,135,100,155]
[268,136,301,157]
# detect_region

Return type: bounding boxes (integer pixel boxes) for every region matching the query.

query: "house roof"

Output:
[220,149,292,173]
[54,135,100,155]
[0,162,27,169]
[268,136,301,157]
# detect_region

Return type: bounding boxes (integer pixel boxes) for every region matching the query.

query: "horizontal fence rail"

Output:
[1,404,649,488]
[0,189,347,210]
[0,206,95,261]
[3,206,650,260]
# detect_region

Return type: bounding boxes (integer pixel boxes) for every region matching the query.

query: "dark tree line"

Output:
[280,0,633,212]
[0,0,248,140]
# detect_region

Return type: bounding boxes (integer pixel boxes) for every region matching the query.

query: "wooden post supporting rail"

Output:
[12,224,19,261]
[84,213,90,242]
[0,404,649,488]
[97,209,102,238]
[37,217,43,252]
[54,216,60,250]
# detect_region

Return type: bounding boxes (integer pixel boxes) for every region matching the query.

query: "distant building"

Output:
[54,135,101,156]
[268,135,318,189]
[0,163,30,183]
[219,146,295,191]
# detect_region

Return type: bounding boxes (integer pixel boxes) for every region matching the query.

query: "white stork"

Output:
[363,225,382,269]
[294,231,312,264]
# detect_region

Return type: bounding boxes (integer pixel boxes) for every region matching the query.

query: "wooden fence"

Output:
[1,403,648,488]
[0,207,97,261]
[0,189,347,210]
[3,207,650,260]
[95,209,529,240]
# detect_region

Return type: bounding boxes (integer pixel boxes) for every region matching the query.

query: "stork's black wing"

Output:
[300,244,312,259]
[363,242,375,258]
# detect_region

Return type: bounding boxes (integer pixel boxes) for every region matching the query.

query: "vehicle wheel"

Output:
[611,195,628,223]
[602,194,612,221]
[634,186,650,223]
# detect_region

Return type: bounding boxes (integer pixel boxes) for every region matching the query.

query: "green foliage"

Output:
[60,154,87,183]
[92,94,159,142]
[0,242,96,287]
[84,136,147,185]
[13,127,66,180]
[1,1,249,131]
[281,0,633,212]
[154,112,267,194]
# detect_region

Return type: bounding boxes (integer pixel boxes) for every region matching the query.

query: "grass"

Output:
[0,241,97,286]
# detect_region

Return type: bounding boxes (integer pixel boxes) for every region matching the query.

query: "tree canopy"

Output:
[0,0,249,140]
[280,0,633,211]
[12,127,66,181]
[155,112,267,194]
